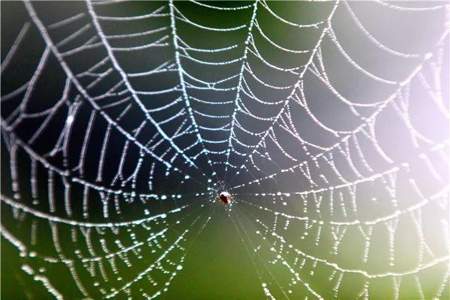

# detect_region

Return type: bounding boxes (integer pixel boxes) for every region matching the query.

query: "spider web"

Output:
[1,0,449,299]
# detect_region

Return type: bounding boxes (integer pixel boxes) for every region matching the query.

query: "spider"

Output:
[218,191,232,205]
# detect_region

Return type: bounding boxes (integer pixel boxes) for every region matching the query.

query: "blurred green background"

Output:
[1,1,449,299]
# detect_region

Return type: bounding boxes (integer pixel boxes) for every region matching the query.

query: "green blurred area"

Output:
[2,1,449,299]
